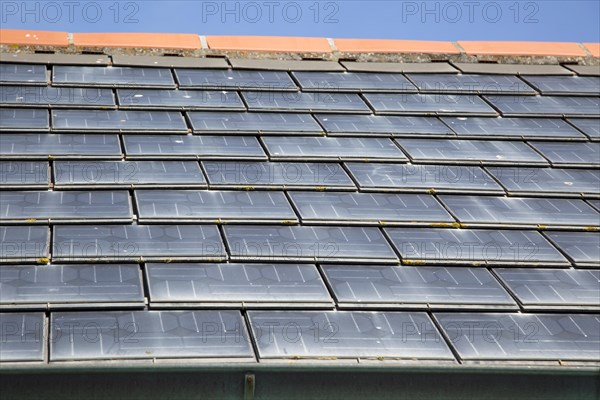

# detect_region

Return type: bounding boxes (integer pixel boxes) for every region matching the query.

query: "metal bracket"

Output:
[244,373,255,400]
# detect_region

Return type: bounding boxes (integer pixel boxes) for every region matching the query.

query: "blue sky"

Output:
[1,0,599,42]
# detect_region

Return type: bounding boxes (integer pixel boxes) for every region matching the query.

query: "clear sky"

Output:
[1,0,599,42]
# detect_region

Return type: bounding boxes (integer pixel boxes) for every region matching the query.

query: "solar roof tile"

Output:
[0,226,50,263]
[0,85,115,108]
[520,75,600,95]
[188,111,322,134]
[364,93,497,116]
[0,312,45,362]
[0,161,49,189]
[484,95,600,117]
[0,63,47,85]
[544,232,600,267]
[242,91,371,113]
[0,134,122,160]
[442,117,586,140]
[51,109,189,133]
[292,71,417,92]
[117,89,245,111]
[175,68,296,90]
[0,108,49,131]
[568,118,600,141]
[316,114,453,137]
[529,142,600,167]
[407,74,535,94]
[52,66,175,88]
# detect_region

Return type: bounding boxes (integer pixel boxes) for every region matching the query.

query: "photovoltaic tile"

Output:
[52,66,175,88]
[203,162,355,190]
[442,117,586,140]
[0,226,49,263]
[530,142,600,167]
[494,268,600,310]
[439,195,599,229]
[51,109,188,133]
[345,163,503,194]
[315,114,453,137]
[0,63,47,85]
[484,95,600,117]
[50,310,253,361]
[292,71,417,92]
[0,162,49,189]
[0,313,45,362]
[248,311,454,360]
[0,134,122,160]
[224,225,399,263]
[288,192,454,225]
[52,224,226,262]
[364,93,497,116]
[568,118,600,141]
[0,85,115,107]
[54,161,206,189]
[135,190,297,223]
[0,191,133,224]
[487,167,600,197]
[385,227,569,266]
[521,75,600,95]
[242,91,371,113]
[407,74,535,94]
[262,137,407,161]
[146,263,332,307]
[117,89,245,110]
[188,111,322,134]
[434,313,600,362]
[322,265,517,310]
[123,135,266,160]
[175,68,296,90]
[0,108,49,131]
[0,264,144,309]
[396,138,547,165]
[544,232,600,267]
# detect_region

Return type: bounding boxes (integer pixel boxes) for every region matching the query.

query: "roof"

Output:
[0,30,599,399]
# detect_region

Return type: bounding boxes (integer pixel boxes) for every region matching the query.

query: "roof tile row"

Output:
[1,29,598,58]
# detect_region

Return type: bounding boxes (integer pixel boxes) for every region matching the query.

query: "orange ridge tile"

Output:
[583,43,600,58]
[207,35,332,53]
[458,41,586,57]
[73,33,201,50]
[0,29,69,47]
[333,39,459,54]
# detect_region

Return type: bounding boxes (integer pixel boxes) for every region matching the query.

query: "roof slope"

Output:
[0,34,599,374]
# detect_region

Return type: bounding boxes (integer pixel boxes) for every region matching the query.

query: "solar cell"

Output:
[54,161,206,189]
[0,264,144,309]
[0,313,45,362]
[188,111,322,134]
[0,162,49,189]
[224,225,399,263]
[0,63,47,85]
[434,313,600,362]
[242,91,371,113]
[544,232,600,267]
[315,114,453,137]
[439,195,600,229]
[363,93,497,116]
[568,118,600,140]
[51,109,189,133]
[396,138,547,165]
[494,268,600,310]
[484,95,600,117]
[52,224,226,262]
[288,192,454,225]
[50,310,254,361]
[0,134,122,160]
[0,108,49,131]
[117,89,245,110]
[175,68,296,90]
[292,71,417,92]
[407,74,535,94]
[521,75,600,95]
[321,265,517,310]
[0,85,115,107]
[441,117,586,140]
[487,167,600,197]
[123,135,266,160]
[0,226,49,263]
[247,311,454,360]
[385,227,569,266]
[146,263,333,308]
[52,66,175,88]
[530,142,600,167]
[203,162,355,190]
[0,190,133,224]
[345,163,503,194]
[135,190,297,223]
[262,137,407,161]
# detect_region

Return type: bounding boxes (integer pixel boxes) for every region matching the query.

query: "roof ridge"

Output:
[0,29,598,65]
